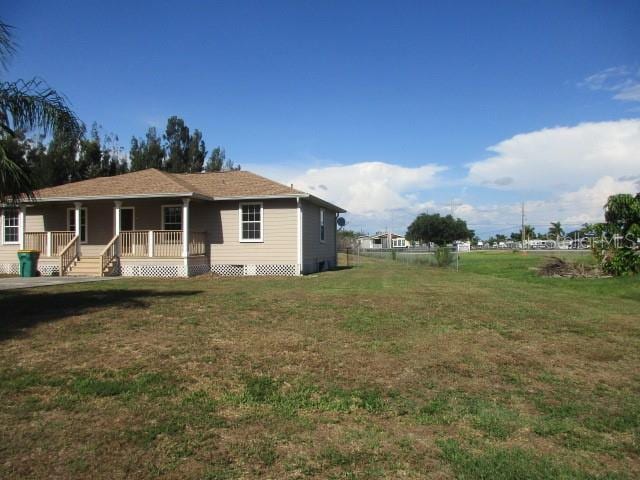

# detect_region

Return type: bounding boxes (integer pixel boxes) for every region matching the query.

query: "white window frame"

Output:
[120,206,136,231]
[161,204,182,231]
[320,208,325,243]
[239,202,264,243]
[67,207,88,244]
[2,208,20,245]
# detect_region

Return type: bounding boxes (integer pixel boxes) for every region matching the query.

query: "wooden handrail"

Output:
[99,234,119,276]
[59,236,79,276]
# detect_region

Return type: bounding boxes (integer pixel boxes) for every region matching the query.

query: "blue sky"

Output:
[5,1,640,237]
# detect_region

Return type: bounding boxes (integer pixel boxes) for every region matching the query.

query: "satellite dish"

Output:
[337,217,346,227]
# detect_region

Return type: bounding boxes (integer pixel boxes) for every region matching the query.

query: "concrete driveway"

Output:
[0,276,120,291]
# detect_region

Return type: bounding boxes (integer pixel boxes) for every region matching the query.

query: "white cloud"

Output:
[290,161,446,217]
[247,119,640,236]
[451,176,639,237]
[580,66,640,102]
[467,119,640,192]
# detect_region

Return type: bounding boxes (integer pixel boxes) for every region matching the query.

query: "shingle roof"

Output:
[34,169,193,198]
[177,171,305,197]
[32,168,345,211]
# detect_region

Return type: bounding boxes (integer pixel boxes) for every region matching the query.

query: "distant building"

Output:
[358,232,407,249]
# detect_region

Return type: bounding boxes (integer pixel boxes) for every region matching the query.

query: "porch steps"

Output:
[66,256,114,277]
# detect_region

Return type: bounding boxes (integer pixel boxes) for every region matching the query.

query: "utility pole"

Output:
[521,202,525,251]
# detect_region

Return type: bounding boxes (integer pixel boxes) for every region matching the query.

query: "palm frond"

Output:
[0,21,16,72]
[0,143,36,205]
[0,78,83,140]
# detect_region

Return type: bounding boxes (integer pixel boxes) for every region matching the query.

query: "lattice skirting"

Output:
[0,263,60,276]
[212,264,299,277]
[188,263,212,276]
[0,263,19,275]
[119,263,186,277]
[39,264,60,276]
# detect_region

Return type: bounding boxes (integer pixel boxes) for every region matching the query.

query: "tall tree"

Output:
[0,21,82,203]
[129,126,165,171]
[511,225,535,241]
[206,146,226,171]
[548,221,564,240]
[163,116,190,172]
[187,128,206,172]
[405,213,473,246]
[77,122,102,179]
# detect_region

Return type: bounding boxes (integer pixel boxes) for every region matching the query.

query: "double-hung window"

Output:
[3,209,19,244]
[239,203,262,242]
[320,208,325,243]
[162,206,182,230]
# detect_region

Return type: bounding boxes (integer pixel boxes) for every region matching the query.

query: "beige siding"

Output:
[302,200,337,273]
[0,244,18,263]
[190,199,298,265]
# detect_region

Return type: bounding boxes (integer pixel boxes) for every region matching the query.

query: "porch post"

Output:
[46,231,52,257]
[148,231,154,257]
[74,202,82,256]
[182,198,190,258]
[18,205,26,250]
[114,201,122,236]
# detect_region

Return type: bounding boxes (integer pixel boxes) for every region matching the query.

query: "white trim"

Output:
[28,192,204,202]
[1,208,20,245]
[182,198,190,258]
[67,207,88,244]
[114,201,122,236]
[320,208,326,243]
[238,202,264,243]
[297,198,303,274]
[119,206,135,231]
[161,204,183,230]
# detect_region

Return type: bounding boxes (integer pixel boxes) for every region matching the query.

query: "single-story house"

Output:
[357,232,407,249]
[0,168,345,277]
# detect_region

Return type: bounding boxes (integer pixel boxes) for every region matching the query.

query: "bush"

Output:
[600,247,640,276]
[435,247,452,268]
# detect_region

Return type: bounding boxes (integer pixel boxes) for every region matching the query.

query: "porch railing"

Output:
[59,236,79,276]
[153,230,182,257]
[24,231,74,256]
[99,235,119,276]
[52,232,75,255]
[119,230,206,257]
[121,231,149,257]
[24,232,47,252]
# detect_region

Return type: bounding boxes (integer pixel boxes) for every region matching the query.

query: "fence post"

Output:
[148,231,154,257]
[46,231,52,257]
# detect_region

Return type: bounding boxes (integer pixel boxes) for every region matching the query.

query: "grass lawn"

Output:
[0,252,638,479]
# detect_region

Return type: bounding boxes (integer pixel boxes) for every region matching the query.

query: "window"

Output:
[392,238,405,248]
[3,209,19,244]
[320,208,325,242]
[239,203,262,242]
[67,208,88,243]
[162,205,182,230]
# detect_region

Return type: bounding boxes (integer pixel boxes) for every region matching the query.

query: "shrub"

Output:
[600,247,640,276]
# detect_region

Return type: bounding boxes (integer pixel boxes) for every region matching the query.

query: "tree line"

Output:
[1,115,238,191]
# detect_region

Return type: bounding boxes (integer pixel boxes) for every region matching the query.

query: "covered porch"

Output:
[21,197,207,277]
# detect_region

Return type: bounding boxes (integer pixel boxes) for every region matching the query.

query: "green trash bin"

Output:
[17,250,40,277]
